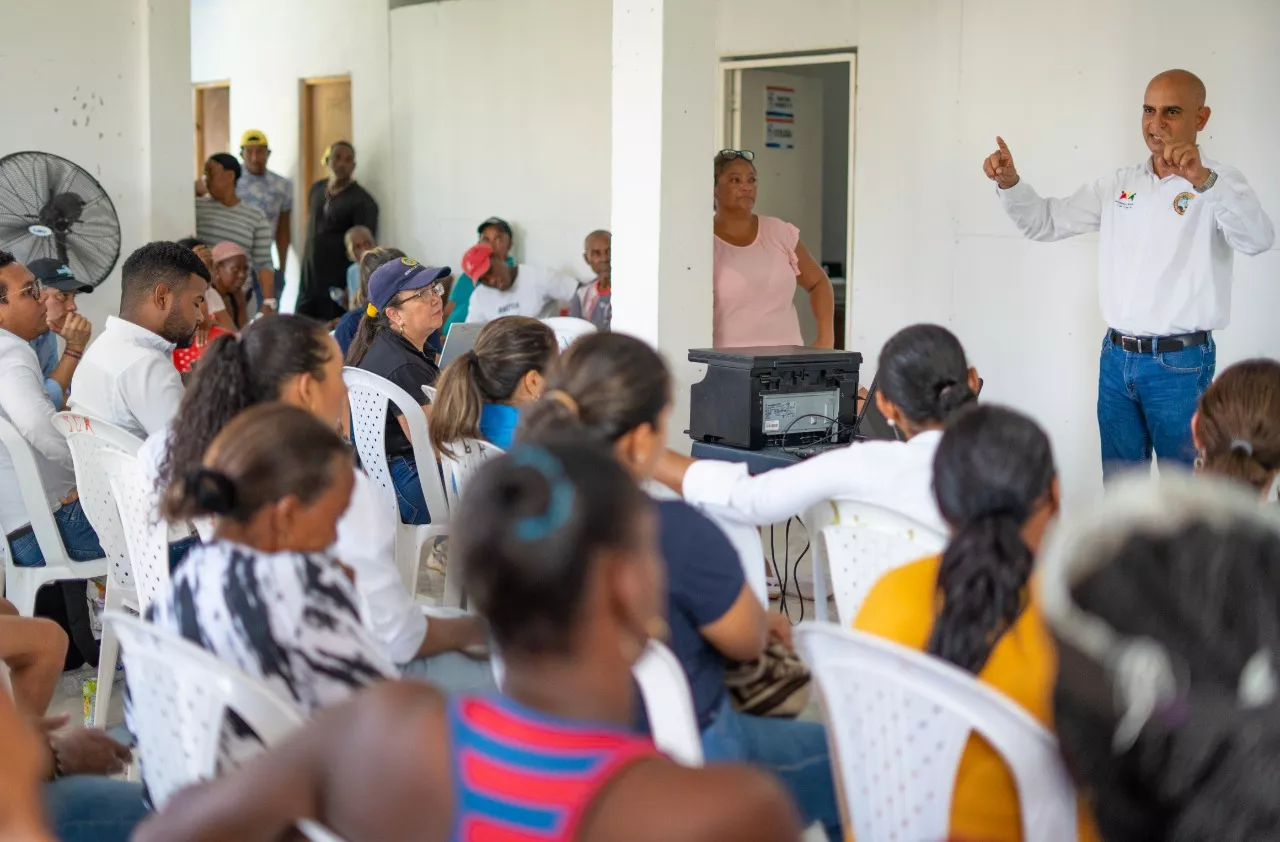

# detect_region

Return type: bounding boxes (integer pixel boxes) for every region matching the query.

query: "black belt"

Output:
[1109,330,1209,354]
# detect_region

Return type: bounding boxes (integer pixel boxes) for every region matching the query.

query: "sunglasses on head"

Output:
[718,148,755,162]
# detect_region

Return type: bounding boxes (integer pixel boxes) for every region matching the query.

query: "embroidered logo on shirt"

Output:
[1173,192,1195,216]
[1115,190,1137,209]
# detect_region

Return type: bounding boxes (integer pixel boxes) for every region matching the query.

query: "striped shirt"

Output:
[195,196,274,271]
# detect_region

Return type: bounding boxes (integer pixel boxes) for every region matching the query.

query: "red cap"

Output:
[461,242,494,281]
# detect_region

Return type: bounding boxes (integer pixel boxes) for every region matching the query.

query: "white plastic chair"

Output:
[105,612,306,808]
[0,416,108,616]
[795,624,1078,842]
[440,438,504,511]
[53,411,145,727]
[540,316,597,350]
[491,639,703,767]
[812,502,945,625]
[97,449,171,613]
[633,640,704,767]
[342,368,453,604]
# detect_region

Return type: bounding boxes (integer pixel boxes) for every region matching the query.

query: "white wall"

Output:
[190,0,393,302]
[0,0,193,329]
[846,0,1280,505]
[386,0,612,280]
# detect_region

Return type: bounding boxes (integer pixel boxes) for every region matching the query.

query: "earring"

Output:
[1194,452,1205,471]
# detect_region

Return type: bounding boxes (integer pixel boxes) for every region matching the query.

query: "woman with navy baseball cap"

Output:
[347,256,449,524]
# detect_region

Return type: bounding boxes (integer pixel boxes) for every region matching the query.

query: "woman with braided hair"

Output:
[854,404,1100,841]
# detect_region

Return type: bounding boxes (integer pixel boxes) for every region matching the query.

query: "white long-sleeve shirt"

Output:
[69,316,184,440]
[681,431,947,535]
[0,328,76,534]
[998,152,1274,336]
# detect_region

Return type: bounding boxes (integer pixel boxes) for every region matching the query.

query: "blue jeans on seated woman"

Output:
[43,776,149,842]
[9,500,104,568]
[701,698,842,840]
[388,454,433,525]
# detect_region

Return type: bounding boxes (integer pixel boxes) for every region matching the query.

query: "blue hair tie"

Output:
[510,446,575,541]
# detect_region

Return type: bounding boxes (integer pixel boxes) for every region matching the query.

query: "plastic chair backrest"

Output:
[96,449,171,613]
[440,438,504,510]
[342,367,449,524]
[105,612,305,808]
[54,412,144,591]
[0,414,73,568]
[821,504,946,624]
[633,640,705,767]
[795,624,1078,842]
[540,316,597,350]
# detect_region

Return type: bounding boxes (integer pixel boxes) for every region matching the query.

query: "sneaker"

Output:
[765,574,782,601]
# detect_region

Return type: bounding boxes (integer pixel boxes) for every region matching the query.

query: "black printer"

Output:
[687,346,863,451]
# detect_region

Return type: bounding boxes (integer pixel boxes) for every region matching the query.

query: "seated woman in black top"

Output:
[346,256,448,524]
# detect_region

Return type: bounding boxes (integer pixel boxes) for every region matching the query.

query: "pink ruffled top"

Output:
[712,215,803,348]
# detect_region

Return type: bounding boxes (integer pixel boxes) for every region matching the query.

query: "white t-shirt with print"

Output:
[466,264,581,324]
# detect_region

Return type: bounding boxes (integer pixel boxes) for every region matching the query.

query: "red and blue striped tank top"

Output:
[448,694,659,841]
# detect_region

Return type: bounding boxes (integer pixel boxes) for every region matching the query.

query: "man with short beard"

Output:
[69,241,210,439]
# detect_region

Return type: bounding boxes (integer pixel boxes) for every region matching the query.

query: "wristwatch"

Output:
[1194,169,1218,194]
[262,298,279,309]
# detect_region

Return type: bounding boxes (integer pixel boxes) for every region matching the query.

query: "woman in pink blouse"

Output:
[713,149,835,348]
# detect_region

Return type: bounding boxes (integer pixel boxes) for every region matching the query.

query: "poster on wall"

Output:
[765,85,796,150]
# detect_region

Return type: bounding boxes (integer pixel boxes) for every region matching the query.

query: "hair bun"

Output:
[184,468,238,516]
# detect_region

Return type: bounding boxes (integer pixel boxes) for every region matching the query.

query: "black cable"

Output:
[779,413,838,456]
[790,519,811,624]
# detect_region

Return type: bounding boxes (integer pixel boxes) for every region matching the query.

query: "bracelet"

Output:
[262,298,279,309]
[63,349,82,360]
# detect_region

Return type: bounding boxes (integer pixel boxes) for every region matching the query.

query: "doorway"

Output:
[299,75,353,218]
[193,82,231,178]
[719,54,856,349]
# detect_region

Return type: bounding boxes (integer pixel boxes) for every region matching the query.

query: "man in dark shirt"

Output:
[297,141,378,321]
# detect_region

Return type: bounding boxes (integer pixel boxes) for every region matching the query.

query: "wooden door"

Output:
[193,83,231,177]
[299,76,353,217]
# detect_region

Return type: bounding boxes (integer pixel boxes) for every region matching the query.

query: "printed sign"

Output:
[765,86,796,150]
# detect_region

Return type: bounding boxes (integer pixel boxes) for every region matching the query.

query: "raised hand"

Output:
[1159,133,1210,186]
[983,136,1020,189]
[55,312,92,351]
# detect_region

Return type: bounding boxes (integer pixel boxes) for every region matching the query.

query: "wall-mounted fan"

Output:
[0,151,121,288]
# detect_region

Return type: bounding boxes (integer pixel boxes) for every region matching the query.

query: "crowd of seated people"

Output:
[8,212,1280,842]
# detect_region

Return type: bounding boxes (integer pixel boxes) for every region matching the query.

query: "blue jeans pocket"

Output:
[1156,343,1208,374]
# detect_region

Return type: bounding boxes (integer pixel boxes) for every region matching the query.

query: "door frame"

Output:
[298,74,353,218]
[193,80,231,178]
[718,52,857,351]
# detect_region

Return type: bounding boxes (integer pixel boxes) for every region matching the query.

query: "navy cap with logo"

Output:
[476,217,513,239]
[26,258,93,294]
[367,257,451,315]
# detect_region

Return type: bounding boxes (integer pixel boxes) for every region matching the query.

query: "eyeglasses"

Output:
[393,282,445,306]
[0,280,42,305]
[718,148,755,162]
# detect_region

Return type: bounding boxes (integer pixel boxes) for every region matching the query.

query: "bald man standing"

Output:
[985,69,1274,477]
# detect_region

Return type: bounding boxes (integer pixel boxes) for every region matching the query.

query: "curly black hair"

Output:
[158,315,334,499]
[120,240,211,311]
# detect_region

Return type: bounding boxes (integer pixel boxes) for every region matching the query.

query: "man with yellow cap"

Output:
[237,129,293,282]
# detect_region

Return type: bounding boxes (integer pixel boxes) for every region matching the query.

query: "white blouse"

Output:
[682,430,947,534]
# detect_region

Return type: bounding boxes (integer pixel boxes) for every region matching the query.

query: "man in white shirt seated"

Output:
[0,250,104,567]
[69,241,209,440]
[461,242,581,324]
[984,69,1274,477]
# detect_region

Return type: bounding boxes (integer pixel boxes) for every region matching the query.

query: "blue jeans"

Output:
[1098,332,1216,479]
[43,776,148,842]
[10,500,104,567]
[388,454,433,525]
[701,699,841,840]
[399,651,497,694]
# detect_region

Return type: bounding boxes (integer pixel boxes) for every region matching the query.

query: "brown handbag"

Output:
[724,638,813,718]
